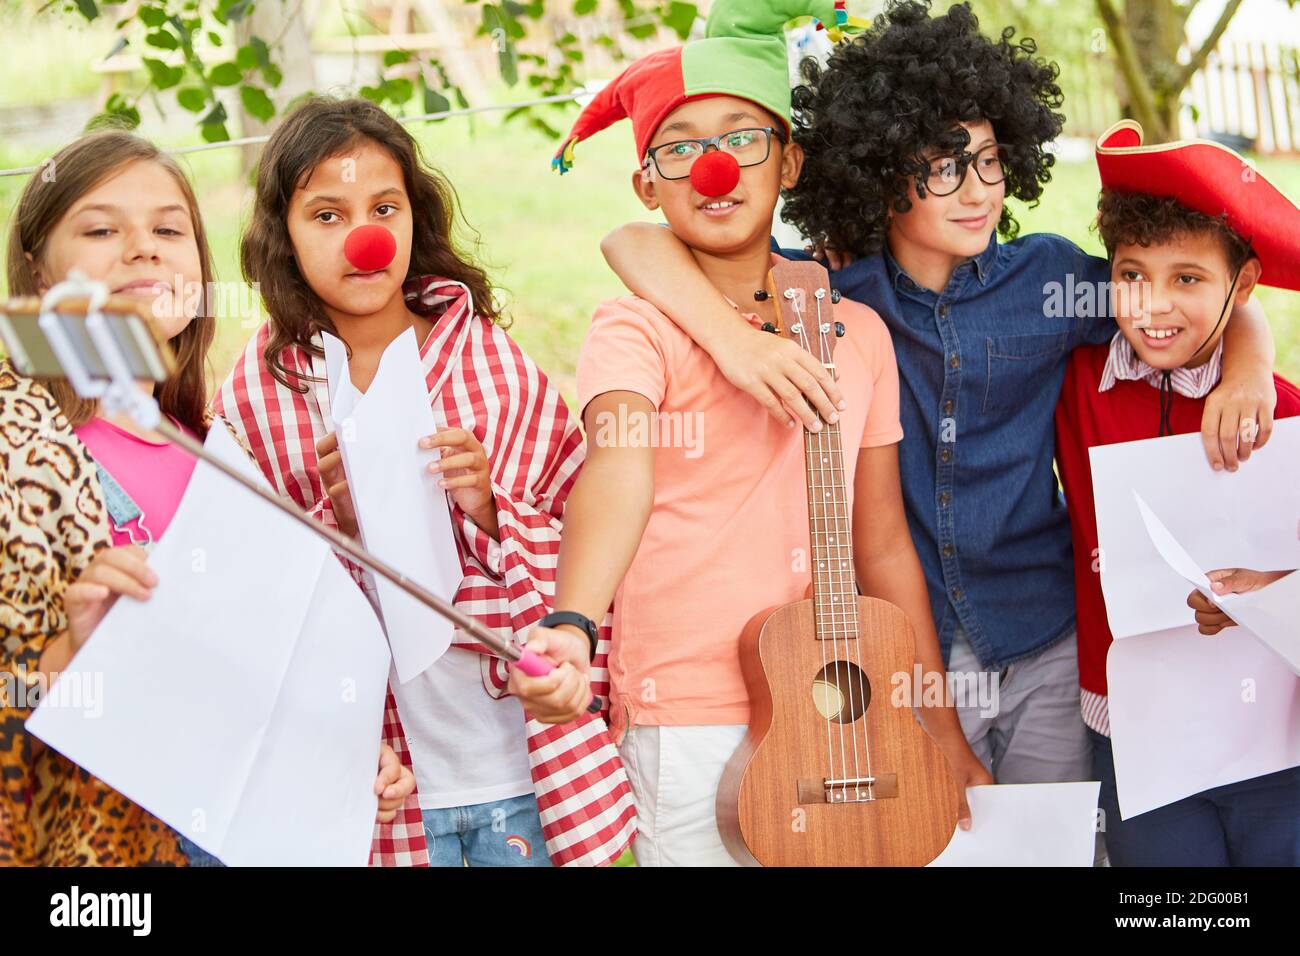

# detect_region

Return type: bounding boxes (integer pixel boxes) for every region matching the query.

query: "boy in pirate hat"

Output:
[510,0,989,866]
[1053,120,1300,865]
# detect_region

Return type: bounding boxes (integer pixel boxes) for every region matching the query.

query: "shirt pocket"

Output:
[982,331,1070,415]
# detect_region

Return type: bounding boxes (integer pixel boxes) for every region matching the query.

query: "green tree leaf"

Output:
[661,2,698,39]
[142,57,183,90]
[144,29,179,50]
[240,83,275,122]
[209,61,243,86]
[177,86,208,112]
[422,83,451,116]
[201,121,231,143]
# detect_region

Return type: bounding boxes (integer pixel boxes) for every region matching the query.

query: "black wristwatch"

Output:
[539,611,599,662]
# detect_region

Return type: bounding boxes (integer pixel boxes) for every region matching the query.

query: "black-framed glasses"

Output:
[643,127,779,181]
[917,142,1011,197]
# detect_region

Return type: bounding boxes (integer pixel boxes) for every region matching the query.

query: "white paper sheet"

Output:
[928,782,1100,866]
[1090,419,1300,819]
[1134,490,1300,674]
[322,330,462,684]
[26,426,392,866]
[1214,571,1300,673]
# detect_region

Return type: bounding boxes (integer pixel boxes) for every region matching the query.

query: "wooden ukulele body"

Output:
[717,596,959,867]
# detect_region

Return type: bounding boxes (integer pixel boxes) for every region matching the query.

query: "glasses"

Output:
[643,127,779,181]
[917,143,1010,197]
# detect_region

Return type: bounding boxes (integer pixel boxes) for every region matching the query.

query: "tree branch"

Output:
[1173,0,1245,94]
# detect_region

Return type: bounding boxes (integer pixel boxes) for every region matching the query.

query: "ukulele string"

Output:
[814,288,872,800]
[791,289,850,801]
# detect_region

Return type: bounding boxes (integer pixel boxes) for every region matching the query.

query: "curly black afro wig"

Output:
[781,0,1065,257]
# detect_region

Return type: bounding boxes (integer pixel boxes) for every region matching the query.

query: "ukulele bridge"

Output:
[797,773,899,804]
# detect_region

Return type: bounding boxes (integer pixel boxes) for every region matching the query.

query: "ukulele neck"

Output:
[804,419,858,641]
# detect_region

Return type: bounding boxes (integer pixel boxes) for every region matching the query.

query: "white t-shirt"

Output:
[391,648,534,810]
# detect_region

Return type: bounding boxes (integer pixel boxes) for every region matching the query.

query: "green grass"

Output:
[2,112,1297,408]
[0,12,116,108]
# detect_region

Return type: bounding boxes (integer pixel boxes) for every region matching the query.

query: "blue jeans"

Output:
[1091,729,1300,866]
[421,793,552,867]
[176,832,225,867]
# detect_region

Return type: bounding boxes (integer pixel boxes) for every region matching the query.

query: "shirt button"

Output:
[943,400,954,414]
[938,304,949,318]
[943,544,955,557]
[950,587,963,601]
[939,448,952,463]
[939,491,951,506]
[948,354,960,369]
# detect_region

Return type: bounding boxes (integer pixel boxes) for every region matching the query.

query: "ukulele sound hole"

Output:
[811,661,870,724]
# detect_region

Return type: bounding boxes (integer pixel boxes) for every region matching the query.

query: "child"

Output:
[598,0,1278,788]
[0,129,413,866]
[1053,120,1300,865]
[521,0,990,866]
[214,96,635,867]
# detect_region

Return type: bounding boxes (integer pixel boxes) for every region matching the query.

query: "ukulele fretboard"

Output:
[804,419,859,641]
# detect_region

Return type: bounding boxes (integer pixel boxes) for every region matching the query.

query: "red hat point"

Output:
[690,150,740,198]
[344,224,397,272]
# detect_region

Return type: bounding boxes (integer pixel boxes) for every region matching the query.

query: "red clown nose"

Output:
[690,150,740,198]
[343,224,397,272]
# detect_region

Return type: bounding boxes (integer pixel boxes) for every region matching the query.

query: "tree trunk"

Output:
[237,1,318,181]
[1123,0,1187,134]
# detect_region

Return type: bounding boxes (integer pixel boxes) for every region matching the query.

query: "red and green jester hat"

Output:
[551,0,859,178]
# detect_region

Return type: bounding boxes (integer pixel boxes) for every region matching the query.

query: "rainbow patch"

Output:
[505,835,532,858]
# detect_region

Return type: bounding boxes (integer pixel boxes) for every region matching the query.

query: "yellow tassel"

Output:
[552,137,578,175]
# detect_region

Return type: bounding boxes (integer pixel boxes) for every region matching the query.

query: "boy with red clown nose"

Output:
[1054,121,1300,865]
[513,0,990,866]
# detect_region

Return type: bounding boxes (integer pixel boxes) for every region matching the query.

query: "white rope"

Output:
[0,91,587,178]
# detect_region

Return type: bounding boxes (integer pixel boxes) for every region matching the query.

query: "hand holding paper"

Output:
[27,426,393,866]
[322,328,466,684]
[1092,421,1300,819]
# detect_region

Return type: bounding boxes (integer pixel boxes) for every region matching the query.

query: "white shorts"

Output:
[617,724,748,867]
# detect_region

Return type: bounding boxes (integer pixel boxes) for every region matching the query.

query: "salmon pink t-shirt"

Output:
[577,255,904,740]
[75,417,198,546]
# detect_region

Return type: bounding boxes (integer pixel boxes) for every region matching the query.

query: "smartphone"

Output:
[0,295,173,383]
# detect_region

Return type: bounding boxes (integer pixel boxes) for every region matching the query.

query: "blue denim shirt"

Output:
[779,233,1114,668]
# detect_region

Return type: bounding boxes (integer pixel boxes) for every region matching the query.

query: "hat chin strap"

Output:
[1183,258,1246,368]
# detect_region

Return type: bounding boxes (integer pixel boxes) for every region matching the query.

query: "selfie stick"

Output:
[29,274,589,697]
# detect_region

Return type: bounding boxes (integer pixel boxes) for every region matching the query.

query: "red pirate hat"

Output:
[1095,120,1300,291]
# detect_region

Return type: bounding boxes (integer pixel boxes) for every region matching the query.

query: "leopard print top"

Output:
[0,361,187,865]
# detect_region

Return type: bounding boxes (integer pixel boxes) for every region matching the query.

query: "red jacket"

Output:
[1054,343,1300,696]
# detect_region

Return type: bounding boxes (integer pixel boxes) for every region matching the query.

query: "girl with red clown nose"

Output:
[215,95,636,868]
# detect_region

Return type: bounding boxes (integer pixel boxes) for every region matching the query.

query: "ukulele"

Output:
[716,260,959,867]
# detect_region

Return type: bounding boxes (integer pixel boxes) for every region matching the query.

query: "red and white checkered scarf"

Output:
[212,275,635,867]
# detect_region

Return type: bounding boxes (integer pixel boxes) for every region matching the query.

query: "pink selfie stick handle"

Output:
[512,650,602,714]
[514,649,553,677]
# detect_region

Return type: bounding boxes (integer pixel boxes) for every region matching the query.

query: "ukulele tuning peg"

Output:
[834,321,845,337]
[831,289,842,304]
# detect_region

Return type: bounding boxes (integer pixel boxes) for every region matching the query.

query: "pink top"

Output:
[74,417,198,546]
